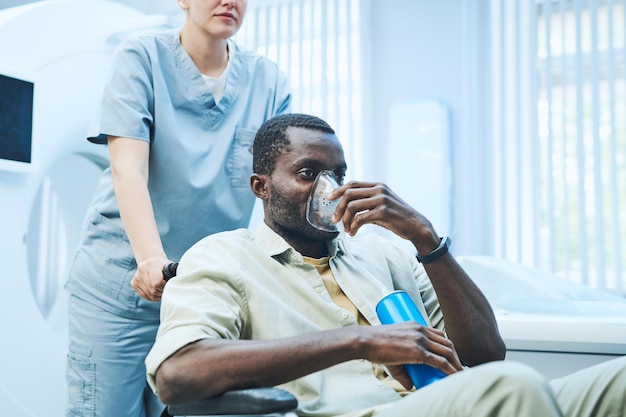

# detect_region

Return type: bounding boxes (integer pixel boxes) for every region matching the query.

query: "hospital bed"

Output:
[458,255,626,379]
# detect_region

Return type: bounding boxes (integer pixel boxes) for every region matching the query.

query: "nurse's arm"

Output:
[108,136,169,301]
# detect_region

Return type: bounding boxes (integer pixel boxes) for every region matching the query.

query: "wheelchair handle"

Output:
[162,262,179,281]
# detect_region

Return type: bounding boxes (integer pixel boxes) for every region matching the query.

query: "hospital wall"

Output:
[364,0,493,256]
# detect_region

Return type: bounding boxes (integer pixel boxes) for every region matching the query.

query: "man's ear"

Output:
[250,173,269,199]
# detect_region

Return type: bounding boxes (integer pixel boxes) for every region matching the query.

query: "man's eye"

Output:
[299,169,316,179]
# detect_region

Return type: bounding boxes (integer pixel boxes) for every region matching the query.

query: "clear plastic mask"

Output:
[306,170,341,232]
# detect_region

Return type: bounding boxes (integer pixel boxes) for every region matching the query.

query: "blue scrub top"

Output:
[65,29,291,317]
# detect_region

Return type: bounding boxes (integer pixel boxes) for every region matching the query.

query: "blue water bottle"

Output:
[375,290,446,389]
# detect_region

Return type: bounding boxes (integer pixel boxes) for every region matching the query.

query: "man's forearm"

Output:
[155,319,467,405]
[422,253,506,365]
[155,328,362,405]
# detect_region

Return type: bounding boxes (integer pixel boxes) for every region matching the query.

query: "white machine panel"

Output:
[0,1,176,415]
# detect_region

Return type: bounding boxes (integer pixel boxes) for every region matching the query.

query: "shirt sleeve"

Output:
[379,237,446,332]
[412,258,446,332]
[145,238,248,393]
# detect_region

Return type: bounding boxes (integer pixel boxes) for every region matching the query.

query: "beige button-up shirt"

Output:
[146,222,444,417]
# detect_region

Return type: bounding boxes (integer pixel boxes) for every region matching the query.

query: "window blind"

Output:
[234,0,364,179]
[492,0,625,294]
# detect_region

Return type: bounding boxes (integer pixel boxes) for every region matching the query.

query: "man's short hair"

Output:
[253,113,335,175]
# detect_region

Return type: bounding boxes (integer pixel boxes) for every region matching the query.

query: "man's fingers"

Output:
[328,181,379,199]
[385,364,413,390]
[417,329,463,373]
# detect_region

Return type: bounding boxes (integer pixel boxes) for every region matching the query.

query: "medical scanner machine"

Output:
[0,1,180,415]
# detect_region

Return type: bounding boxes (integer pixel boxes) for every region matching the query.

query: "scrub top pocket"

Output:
[228,127,256,188]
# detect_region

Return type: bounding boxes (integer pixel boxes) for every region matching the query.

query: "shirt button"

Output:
[315,286,323,293]
[340,312,349,320]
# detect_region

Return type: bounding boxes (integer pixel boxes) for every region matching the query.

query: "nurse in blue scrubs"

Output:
[64,1,291,416]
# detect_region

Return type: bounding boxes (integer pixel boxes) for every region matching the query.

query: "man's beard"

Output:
[268,183,339,242]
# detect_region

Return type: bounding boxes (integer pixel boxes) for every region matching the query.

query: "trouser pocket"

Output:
[66,344,96,417]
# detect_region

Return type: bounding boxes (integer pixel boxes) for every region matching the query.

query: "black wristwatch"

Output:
[416,236,451,264]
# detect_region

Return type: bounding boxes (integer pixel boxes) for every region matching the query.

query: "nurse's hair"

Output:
[253,113,335,176]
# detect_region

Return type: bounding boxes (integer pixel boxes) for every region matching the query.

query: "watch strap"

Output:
[416,236,451,264]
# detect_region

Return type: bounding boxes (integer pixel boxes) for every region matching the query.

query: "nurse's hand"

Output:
[131,257,170,301]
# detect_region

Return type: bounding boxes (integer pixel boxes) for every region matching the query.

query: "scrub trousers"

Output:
[368,356,626,417]
[65,295,164,417]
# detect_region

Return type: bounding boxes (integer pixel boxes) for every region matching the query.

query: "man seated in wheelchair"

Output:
[146,113,626,417]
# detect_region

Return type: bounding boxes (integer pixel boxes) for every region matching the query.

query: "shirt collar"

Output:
[254,222,345,262]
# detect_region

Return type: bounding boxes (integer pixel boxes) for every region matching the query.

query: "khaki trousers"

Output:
[348,356,626,417]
